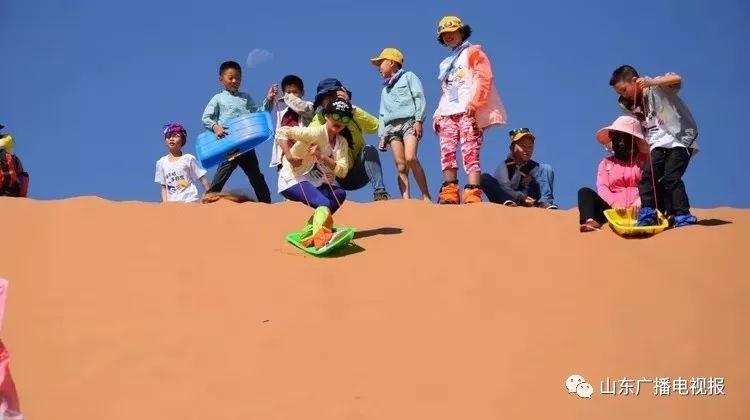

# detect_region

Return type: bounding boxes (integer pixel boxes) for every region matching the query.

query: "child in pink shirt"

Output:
[578,116,648,232]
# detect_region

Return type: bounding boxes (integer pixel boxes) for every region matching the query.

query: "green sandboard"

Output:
[285,227,356,256]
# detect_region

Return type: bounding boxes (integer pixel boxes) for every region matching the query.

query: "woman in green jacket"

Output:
[309,78,390,201]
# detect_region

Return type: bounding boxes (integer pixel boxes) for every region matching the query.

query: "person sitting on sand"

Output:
[275,99,352,214]
[0,124,30,198]
[577,116,648,232]
[479,128,557,209]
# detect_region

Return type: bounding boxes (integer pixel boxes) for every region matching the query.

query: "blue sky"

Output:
[2,0,748,207]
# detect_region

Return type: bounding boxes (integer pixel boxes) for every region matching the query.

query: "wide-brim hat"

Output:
[438,16,464,35]
[313,78,352,108]
[596,115,647,152]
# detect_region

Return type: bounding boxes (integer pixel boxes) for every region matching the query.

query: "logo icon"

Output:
[566,374,593,399]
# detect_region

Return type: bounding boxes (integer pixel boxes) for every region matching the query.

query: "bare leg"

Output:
[404,135,431,201]
[468,172,481,186]
[443,168,458,182]
[390,140,410,199]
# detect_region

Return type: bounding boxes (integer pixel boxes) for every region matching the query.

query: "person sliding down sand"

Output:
[275,99,352,214]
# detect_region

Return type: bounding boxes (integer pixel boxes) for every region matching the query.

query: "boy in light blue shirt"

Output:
[201,60,277,203]
[371,48,431,202]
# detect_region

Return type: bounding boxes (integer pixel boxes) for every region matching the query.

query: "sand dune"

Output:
[0,197,748,420]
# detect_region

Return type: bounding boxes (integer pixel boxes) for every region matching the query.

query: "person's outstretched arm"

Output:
[258,84,278,112]
[277,124,326,146]
[284,93,315,119]
[636,73,682,92]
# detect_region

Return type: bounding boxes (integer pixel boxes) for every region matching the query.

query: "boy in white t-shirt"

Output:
[154,123,210,203]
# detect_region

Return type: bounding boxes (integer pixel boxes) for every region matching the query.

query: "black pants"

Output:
[577,187,610,224]
[208,150,271,203]
[638,147,691,216]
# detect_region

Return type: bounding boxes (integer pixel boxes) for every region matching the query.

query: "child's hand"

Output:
[267,84,279,101]
[413,121,423,140]
[336,90,350,101]
[213,124,228,138]
[635,77,654,91]
[378,138,387,152]
[309,144,322,158]
[522,196,535,207]
[465,103,477,117]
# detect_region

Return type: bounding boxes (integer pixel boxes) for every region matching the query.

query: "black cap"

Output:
[323,99,353,117]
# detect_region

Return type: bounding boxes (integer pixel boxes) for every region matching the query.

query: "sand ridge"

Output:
[0,197,748,419]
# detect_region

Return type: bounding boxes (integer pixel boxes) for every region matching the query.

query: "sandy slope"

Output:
[0,197,748,420]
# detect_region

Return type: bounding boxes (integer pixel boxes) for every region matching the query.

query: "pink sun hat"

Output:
[595,115,648,153]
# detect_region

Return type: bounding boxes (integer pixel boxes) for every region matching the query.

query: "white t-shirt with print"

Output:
[154,154,207,202]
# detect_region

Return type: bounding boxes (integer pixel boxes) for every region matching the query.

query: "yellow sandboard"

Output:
[604,208,669,237]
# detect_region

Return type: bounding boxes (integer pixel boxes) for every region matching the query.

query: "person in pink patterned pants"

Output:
[0,279,23,420]
[433,16,507,204]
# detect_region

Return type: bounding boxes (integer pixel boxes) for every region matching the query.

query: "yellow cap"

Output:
[438,16,464,35]
[370,48,404,67]
[0,133,14,153]
[510,129,535,143]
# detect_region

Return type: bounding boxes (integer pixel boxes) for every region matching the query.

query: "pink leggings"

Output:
[436,113,483,174]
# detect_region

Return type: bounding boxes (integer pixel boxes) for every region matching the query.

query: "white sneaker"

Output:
[503,200,518,207]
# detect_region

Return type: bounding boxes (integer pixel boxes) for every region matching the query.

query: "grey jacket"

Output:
[622,75,698,149]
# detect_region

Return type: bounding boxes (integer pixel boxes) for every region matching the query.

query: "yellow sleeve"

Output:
[277,124,326,146]
[352,107,379,134]
[333,138,351,179]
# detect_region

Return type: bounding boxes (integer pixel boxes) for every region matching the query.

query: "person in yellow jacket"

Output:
[308,78,390,201]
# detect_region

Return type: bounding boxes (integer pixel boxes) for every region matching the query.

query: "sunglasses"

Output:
[327,113,351,124]
[509,128,531,137]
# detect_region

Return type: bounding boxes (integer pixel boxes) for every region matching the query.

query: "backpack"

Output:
[0,149,24,197]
